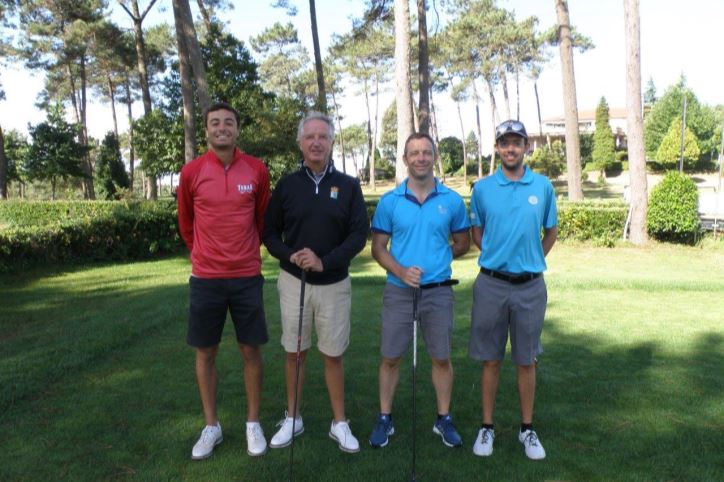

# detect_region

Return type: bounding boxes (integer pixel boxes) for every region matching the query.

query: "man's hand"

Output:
[290,248,324,272]
[399,266,423,288]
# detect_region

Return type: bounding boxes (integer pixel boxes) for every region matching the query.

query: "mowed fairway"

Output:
[1,243,722,481]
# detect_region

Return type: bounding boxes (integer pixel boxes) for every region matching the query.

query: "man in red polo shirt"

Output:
[177,102,271,460]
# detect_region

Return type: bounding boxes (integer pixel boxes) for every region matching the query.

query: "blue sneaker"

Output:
[369,414,395,448]
[433,414,463,447]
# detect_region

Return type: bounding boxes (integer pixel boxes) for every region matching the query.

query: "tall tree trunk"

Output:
[429,85,444,181]
[456,99,468,186]
[515,68,521,120]
[195,0,213,34]
[417,0,430,134]
[555,0,584,200]
[534,79,544,140]
[363,78,374,190]
[174,0,212,115]
[67,63,81,125]
[79,54,95,200]
[471,80,484,178]
[173,3,197,164]
[394,0,414,185]
[330,86,347,174]
[624,0,648,244]
[0,124,7,199]
[126,0,153,114]
[484,76,500,175]
[108,76,119,139]
[501,73,511,120]
[372,75,380,184]
[309,0,327,112]
[120,0,159,199]
[124,77,136,189]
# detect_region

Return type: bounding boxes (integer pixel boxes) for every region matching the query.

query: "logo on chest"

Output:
[330,186,339,199]
[528,195,539,206]
[237,184,254,194]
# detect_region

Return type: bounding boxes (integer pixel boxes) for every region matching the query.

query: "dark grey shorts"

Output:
[381,283,454,360]
[468,272,547,365]
[187,275,268,348]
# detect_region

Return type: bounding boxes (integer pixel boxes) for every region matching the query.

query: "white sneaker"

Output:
[191,422,223,460]
[246,422,267,456]
[518,429,546,460]
[269,411,304,448]
[329,420,360,453]
[472,428,495,457]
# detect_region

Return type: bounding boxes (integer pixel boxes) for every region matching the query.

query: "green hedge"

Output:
[1,197,630,273]
[0,201,182,273]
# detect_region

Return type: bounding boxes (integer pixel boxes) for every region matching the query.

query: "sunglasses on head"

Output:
[496,120,526,136]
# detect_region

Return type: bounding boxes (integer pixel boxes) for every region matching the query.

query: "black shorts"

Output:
[187,275,268,348]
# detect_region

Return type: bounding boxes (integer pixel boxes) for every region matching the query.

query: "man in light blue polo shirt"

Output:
[468,120,557,461]
[368,132,470,449]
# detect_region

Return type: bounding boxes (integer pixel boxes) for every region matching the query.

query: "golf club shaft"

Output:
[289,270,306,482]
[411,287,419,482]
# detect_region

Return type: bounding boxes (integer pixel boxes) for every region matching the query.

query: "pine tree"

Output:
[592,96,616,179]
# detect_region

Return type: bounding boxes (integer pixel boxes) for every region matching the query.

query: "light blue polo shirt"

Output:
[470,166,557,274]
[372,178,470,288]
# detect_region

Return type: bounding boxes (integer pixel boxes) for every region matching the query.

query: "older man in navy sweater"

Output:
[263,111,369,453]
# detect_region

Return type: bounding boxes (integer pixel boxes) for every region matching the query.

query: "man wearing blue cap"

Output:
[468,120,558,460]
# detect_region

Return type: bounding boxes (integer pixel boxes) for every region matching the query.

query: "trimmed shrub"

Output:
[647,171,700,243]
[557,201,628,245]
[0,200,182,273]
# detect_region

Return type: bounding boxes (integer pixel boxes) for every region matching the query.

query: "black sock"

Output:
[437,413,448,420]
[481,423,494,430]
[380,413,391,418]
[520,423,533,433]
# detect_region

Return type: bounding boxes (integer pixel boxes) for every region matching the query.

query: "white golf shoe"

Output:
[329,420,360,453]
[191,422,223,460]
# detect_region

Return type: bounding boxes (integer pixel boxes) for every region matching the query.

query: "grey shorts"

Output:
[381,283,454,360]
[469,272,547,365]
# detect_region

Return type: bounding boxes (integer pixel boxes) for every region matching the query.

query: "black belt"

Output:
[420,279,459,290]
[480,268,541,285]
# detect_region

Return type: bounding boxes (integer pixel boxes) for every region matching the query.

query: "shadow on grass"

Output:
[0,271,722,481]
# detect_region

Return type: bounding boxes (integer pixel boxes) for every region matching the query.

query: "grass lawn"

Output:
[1,243,722,481]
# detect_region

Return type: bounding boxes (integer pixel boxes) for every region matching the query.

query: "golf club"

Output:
[411,286,420,482]
[289,269,306,482]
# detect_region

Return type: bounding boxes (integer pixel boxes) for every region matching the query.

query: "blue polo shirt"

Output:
[372,178,470,288]
[470,166,557,274]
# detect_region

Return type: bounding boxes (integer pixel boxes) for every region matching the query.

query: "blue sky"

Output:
[1,0,722,154]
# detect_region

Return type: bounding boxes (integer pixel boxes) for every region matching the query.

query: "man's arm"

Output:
[451,230,470,258]
[319,180,370,271]
[176,168,194,253]
[371,231,421,287]
[262,180,295,263]
[471,226,483,251]
[254,164,271,243]
[542,226,557,256]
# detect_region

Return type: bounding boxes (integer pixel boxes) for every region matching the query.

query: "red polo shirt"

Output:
[177,148,270,278]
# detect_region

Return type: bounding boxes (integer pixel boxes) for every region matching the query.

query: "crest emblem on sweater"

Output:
[330,186,339,199]
[238,183,253,194]
[528,195,538,205]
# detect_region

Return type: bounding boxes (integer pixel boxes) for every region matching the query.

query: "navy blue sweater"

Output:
[263,163,369,285]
